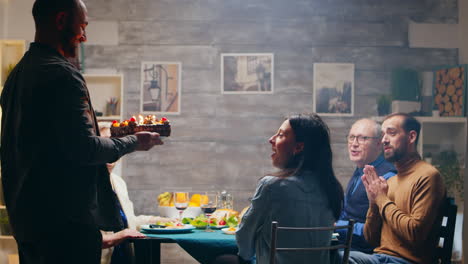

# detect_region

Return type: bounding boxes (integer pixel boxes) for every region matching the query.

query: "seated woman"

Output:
[215,113,344,264]
[99,123,171,264]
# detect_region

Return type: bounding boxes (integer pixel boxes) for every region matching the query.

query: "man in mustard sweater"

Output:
[348,113,446,264]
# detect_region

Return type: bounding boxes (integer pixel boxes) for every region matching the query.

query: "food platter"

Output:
[140,224,195,234]
[192,224,227,229]
[221,227,238,235]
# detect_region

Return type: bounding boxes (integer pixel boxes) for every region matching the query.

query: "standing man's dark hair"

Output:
[32,0,79,26]
[0,1,162,263]
[31,0,88,59]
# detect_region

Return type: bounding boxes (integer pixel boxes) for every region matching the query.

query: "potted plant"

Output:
[435,150,463,201]
[391,68,421,113]
[377,95,392,116]
[423,152,433,164]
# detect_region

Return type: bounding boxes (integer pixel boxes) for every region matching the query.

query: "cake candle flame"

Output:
[138,115,144,125]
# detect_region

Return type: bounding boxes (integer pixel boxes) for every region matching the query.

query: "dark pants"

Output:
[211,254,252,264]
[17,225,102,264]
[347,251,414,264]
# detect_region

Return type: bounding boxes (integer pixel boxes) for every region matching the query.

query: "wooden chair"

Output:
[269,219,355,264]
[436,197,457,264]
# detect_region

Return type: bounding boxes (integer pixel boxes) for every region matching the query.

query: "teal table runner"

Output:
[143,229,238,263]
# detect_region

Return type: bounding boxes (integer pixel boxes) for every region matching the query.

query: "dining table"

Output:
[129,228,239,264]
[129,226,342,264]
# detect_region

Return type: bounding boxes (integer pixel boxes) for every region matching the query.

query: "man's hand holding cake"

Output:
[135,131,164,151]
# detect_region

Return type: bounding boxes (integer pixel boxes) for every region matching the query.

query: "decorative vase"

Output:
[106,103,118,116]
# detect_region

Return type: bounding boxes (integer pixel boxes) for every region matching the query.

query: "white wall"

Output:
[459,0,468,262]
[2,0,34,41]
[1,0,118,45]
[460,0,468,64]
[0,0,6,38]
[409,22,459,49]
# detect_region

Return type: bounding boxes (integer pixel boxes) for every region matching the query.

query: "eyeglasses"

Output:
[346,135,380,144]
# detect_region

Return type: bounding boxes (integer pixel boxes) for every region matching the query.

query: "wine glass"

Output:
[201,191,218,232]
[173,192,189,223]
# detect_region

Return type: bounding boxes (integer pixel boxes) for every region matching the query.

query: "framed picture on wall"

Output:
[140,61,181,115]
[313,63,354,116]
[433,64,466,117]
[221,53,274,94]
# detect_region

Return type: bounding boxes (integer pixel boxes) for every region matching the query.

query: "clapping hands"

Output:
[361,165,388,204]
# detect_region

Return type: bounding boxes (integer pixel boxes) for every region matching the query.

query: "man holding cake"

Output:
[0,0,163,263]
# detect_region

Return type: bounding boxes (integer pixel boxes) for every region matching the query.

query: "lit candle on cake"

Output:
[138,115,144,125]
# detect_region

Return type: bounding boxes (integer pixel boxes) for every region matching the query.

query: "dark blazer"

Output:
[0,43,137,242]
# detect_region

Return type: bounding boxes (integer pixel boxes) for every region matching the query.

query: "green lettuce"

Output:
[226,216,239,227]
[191,215,208,228]
[181,217,193,224]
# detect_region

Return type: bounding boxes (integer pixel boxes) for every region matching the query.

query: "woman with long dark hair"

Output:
[214,113,344,264]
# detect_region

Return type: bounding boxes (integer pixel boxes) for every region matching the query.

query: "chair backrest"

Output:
[269,219,355,264]
[436,197,457,264]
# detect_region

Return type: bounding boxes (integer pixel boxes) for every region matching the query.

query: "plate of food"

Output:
[221,227,238,235]
[140,224,195,234]
[190,215,237,229]
[191,221,227,229]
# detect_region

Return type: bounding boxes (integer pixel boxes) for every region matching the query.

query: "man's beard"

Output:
[60,24,78,58]
[384,138,408,163]
[384,147,405,163]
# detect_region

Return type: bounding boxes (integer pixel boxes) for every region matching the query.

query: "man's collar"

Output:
[369,155,385,167]
[30,42,65,59]
[355,155,385,172]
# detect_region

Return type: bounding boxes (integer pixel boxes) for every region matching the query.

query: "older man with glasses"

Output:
[336,118,396,253]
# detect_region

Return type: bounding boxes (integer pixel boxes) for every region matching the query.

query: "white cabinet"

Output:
[417,117,467,167]
[83,74,124,121]
[373,116,466,165]
[0,40,26,89]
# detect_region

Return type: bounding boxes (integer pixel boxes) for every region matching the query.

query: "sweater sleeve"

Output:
[236,176,273,261]
[374,170,445,244]
[363,203,383,247]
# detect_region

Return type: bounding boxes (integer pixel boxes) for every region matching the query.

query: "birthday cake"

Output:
[110,115,171,137]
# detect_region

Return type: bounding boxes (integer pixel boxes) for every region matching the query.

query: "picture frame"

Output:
[313,63,354,116]
[433,64,466,117]
[221,53,274,94]
[140,61,181,115]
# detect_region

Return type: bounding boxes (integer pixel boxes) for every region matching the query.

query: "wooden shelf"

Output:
[419,120,466,166]
[84,74,123,121]
[97,115,121,121]
[372,116,467,123]
[0,40,26,88]
[0,236,13,240]
[372,115,467,170]
[416,116,467,123]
